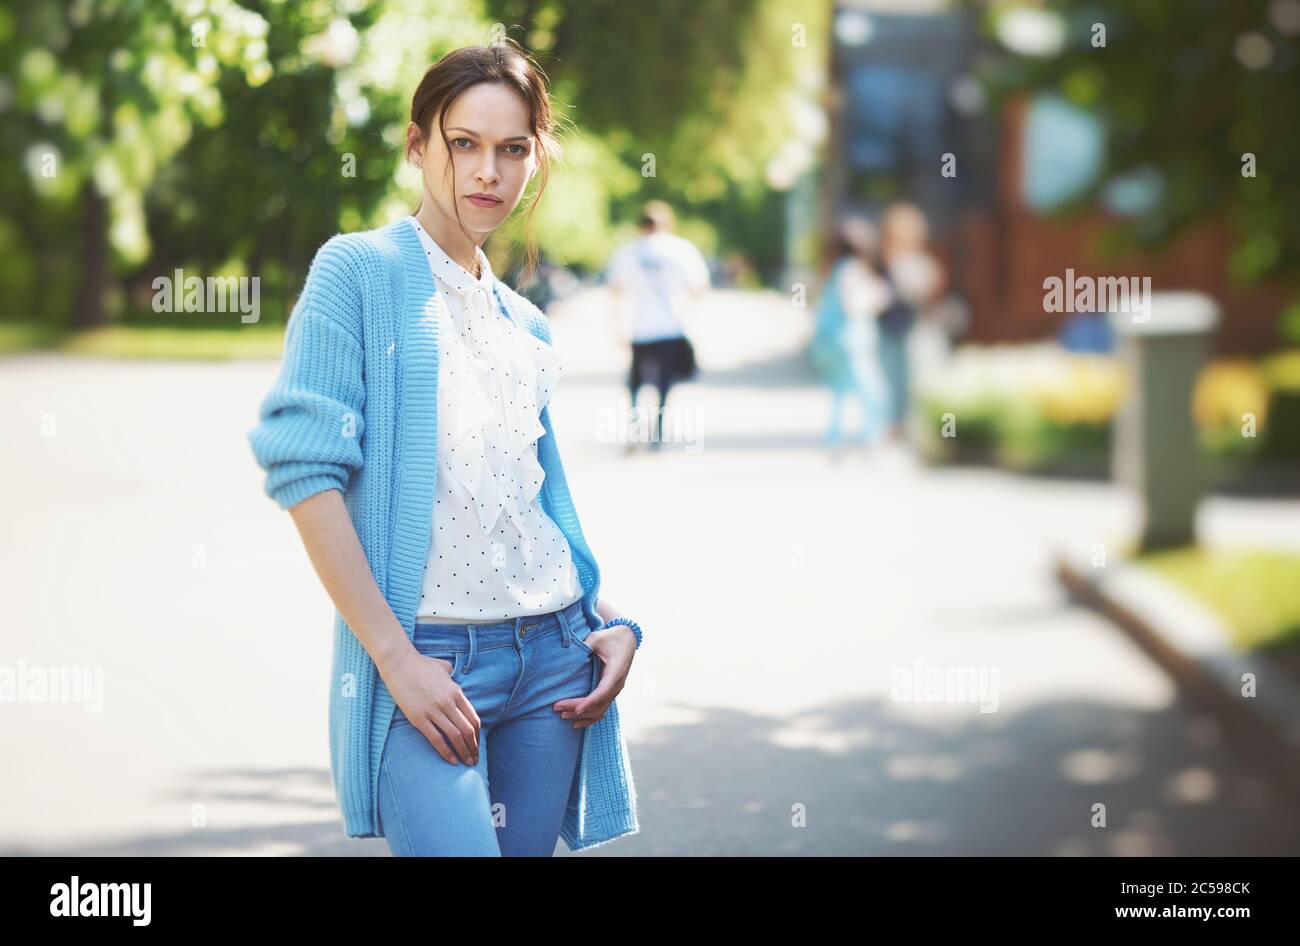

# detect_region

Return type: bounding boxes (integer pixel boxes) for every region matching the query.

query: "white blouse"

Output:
[409,216,584,623]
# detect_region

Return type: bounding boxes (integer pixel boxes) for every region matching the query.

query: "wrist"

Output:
[371,628,417,678]
[600,616,641,650]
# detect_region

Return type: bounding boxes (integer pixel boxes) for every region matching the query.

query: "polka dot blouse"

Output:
[408,215,584,623]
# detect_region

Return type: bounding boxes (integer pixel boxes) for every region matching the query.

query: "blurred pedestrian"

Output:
[878,202,944,442]
[606,200,710,451]
[809,216,891,452]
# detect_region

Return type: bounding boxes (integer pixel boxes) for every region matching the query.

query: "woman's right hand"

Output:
[382,647,481,766]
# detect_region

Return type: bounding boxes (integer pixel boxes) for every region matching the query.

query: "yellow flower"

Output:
[1036,356,1125,426]
[1193,361,1270,434]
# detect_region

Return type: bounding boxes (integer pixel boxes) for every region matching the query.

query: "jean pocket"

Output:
[414,644,464,682]
[564,621,596,658]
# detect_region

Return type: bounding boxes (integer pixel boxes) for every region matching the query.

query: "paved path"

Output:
[2,287,1297,855]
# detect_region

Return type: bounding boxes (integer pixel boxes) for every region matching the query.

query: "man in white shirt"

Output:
[606,200,710,451]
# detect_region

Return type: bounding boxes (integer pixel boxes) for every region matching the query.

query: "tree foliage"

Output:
[982,0,1300,291]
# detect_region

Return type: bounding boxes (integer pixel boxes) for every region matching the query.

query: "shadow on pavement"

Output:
[12,695,1297,856]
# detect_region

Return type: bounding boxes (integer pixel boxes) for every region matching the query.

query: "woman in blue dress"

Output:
[808,217,891,451]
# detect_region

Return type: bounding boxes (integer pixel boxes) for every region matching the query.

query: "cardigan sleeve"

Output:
[247,237,367,511]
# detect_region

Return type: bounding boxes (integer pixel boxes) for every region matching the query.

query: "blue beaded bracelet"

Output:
[601,617,642,650]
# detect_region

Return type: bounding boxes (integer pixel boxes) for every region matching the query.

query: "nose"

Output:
[476,153,499,186]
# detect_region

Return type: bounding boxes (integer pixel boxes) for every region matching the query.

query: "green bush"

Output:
[915,344,1119,473]
[917,345,1300,474]
[1260,351,1300,461]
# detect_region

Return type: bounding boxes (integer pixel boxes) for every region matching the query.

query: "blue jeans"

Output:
[377,597,597,856]
[877,328,911,428]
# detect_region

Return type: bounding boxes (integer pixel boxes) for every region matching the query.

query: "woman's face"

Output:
[409,81,538,239]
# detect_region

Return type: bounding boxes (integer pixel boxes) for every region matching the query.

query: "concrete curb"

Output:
[1055,545,1300,792]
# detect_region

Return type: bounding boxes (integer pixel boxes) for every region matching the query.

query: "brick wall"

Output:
[937,97,1289,355]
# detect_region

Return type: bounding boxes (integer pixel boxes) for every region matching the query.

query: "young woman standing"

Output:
[248,41,640,855]
[810,216,891,453]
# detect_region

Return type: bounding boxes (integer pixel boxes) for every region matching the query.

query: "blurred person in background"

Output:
[606,200,710,452]
[877,201,946,443]
[511,252,580,313]
[809,216,891,456]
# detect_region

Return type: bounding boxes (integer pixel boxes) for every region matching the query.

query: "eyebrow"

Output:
[446,126,531,142]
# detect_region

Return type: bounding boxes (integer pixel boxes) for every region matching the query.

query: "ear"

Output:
[405,120,424,166]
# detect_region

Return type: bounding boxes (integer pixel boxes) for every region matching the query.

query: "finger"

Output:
[574,676,621,715]
[456,689,482,741]
[427,710,474,765]
[557,667,623,717]
[567,695,610,724]
[572,702,609,728]
[414,718,459,765]
[444,703,480,765]
[559,698,596,719]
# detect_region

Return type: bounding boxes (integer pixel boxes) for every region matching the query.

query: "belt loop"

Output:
[559,601,576,646]
[466,625,477,672]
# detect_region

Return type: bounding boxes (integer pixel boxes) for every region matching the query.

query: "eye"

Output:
[503,143,529,157]
[451,137,474,149]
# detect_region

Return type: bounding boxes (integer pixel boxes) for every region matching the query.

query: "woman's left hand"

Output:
[552,624,637,729]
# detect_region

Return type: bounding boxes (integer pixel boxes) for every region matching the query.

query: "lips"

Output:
[466,194,502,207]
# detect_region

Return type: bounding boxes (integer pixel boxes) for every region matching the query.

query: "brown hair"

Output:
[406,38,563,287]
[638,200,676,232]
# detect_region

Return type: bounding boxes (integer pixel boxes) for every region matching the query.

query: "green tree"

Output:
[483,0,827,282]
[2,0,275,328]
[981,0,1300,331]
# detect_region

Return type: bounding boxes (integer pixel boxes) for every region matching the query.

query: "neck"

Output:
[413,201,483,278]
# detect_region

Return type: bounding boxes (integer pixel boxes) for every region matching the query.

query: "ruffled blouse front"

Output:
[409,215,582,619]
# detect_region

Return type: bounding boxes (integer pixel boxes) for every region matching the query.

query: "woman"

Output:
[809,216,890,452]
[877,201,945,442]
[247,41,640,855]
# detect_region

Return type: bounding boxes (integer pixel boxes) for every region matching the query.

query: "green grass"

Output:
[0,321,63,354]
[1136,547,1300,653]
[0,323,287,360]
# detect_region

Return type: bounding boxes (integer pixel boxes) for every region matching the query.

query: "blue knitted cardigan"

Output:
[246,218,639,851]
